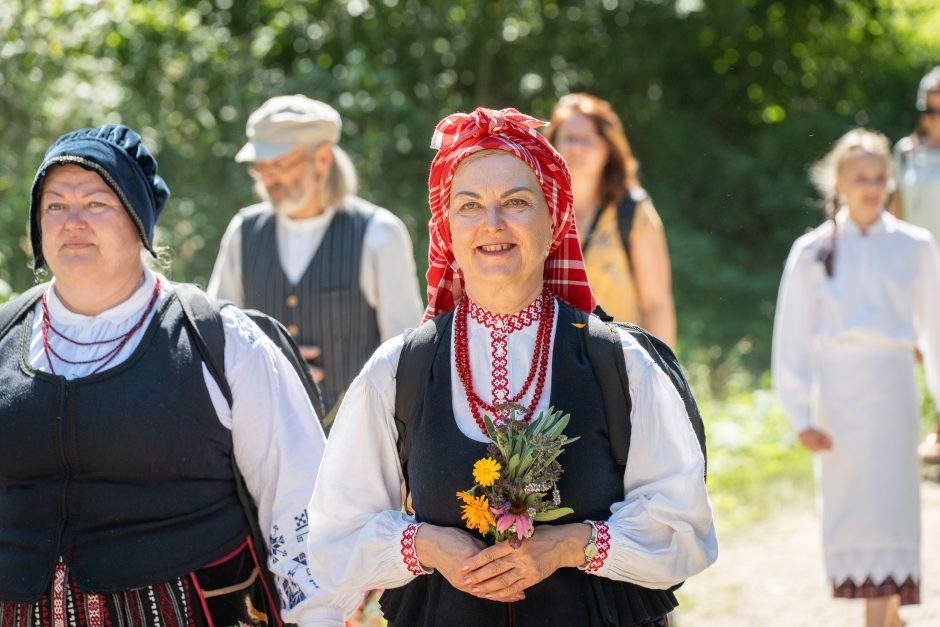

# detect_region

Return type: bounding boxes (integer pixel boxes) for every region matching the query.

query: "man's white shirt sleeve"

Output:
[207,212,246,306]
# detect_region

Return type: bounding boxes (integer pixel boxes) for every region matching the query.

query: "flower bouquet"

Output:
[456,407,579,547]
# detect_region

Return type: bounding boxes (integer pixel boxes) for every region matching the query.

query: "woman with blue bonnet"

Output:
[0,124,326,626]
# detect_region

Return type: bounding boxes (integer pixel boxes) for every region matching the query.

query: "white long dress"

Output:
[772,209,940,589]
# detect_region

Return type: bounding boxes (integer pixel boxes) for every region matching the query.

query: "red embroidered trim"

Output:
[833,575,920,605]
[400,524,425,576]
[467,293,544,332]
[586,522,611,573]
[52,562,67,627]
[468,295,543,412]
[84,592,103,627]
[454,289,555,433]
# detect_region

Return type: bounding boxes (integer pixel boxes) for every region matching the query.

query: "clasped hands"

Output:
[414,522,592,603]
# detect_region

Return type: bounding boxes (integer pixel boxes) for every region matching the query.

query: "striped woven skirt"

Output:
[0,539,276,627]
[0,564,205,627]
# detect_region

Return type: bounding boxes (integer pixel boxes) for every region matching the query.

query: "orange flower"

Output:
[456,492,496,534]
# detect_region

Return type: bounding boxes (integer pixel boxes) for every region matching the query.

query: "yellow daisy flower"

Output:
[458,493,496,534]
[472,457,502,487]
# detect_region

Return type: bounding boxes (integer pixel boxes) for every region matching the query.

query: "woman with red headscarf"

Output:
[305,108,716,626]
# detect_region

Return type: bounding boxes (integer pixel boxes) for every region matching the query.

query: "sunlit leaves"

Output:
[0,0,939,370]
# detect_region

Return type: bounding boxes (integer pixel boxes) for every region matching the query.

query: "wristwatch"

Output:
[578,523,599,571]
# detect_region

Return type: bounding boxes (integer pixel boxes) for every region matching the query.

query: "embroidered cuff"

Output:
[582,521,610,573]
[400,523,432,576]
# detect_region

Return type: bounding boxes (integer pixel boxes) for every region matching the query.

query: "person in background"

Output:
[545,93,676,347]
[0,124,325,625]
[893,66,940,463]
[773,128,940,627]
[208,94,424,422]
[303,107,715,626]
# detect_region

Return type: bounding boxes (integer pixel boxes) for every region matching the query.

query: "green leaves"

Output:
[532,507,574,522]
[2,0,939,373]
[470,407,579,541]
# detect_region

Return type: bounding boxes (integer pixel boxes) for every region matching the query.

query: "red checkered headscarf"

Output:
[423,107,595,322]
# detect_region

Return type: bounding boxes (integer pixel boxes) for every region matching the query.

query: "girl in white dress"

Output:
[773,128,940,627]
[893,66,940,462]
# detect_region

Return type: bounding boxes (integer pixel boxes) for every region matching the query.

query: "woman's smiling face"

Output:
[448,151,553,307]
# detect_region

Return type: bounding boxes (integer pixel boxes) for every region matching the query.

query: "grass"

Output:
[690,366,814,533]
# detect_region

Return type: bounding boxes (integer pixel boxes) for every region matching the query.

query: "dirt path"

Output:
[673,477,940,626]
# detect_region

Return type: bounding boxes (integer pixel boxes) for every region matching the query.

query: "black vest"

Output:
[0,295,248,602]
[240,199,381,413]
[380,302,677,626]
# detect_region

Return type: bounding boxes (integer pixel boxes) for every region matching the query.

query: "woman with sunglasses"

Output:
[545,94,675,347]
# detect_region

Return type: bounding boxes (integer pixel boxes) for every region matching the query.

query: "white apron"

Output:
[814,342,921,585]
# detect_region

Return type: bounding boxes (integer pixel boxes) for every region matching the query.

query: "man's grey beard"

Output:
[254,179,320,216]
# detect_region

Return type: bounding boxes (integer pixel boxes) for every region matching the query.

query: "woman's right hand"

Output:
[798,428,833,452]
[414,524,487,594]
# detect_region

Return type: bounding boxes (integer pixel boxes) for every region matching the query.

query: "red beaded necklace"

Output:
[41,277,162,376]
[454,288,555,435]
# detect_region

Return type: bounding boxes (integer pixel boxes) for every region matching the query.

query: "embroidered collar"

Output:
[466,291,545,333]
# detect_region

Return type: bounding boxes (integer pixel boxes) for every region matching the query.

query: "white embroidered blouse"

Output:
[25,269,326,625]
[303,298,718,625]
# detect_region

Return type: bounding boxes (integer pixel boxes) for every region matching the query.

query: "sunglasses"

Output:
[248,150,310,177]
[922,107,940,117]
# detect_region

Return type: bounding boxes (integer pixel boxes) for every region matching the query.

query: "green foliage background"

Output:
[1,0,939,374]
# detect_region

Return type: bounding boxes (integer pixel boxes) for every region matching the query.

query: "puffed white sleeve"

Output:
[585,330,717,588]
[207,213,246,307]
[207,305,328,625]
[771,237,818,433]
[914,235,940,403]
[304,335,428,625]
[361,211,425,341]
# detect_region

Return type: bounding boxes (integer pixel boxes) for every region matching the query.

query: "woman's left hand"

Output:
[459,523,592,602]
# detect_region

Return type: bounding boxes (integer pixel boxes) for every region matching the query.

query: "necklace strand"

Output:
[454,288,555,435]
[41,277,162,376]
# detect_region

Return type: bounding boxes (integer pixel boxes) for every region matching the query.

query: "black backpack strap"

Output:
[173,282,233,407]
[580,309,633,466]
[0,283,51,341]
[171,283,284,623]
[625,325,708,475]
[394,311,454,477]
[616,191,638,274]
[609,319,707,477]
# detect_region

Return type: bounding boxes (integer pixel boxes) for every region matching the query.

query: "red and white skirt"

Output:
[0,539,279,627]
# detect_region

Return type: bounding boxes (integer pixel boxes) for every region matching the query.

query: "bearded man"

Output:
[209,95,424,421]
